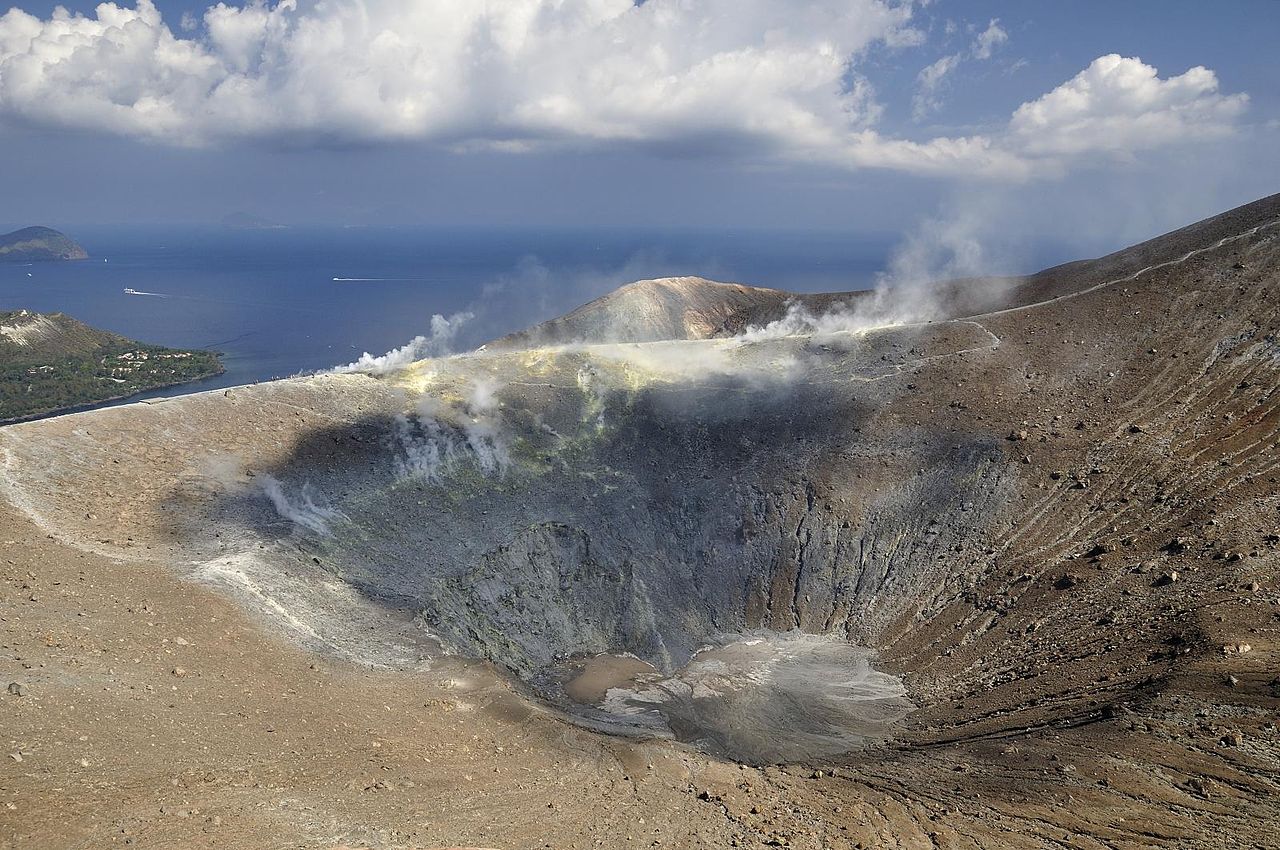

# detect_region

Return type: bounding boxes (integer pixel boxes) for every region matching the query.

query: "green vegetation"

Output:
[0,310,223,422]
[0,226,88,262]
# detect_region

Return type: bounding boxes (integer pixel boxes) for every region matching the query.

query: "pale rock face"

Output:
[0,313,57,347]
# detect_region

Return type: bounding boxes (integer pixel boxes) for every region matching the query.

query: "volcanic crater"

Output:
[3,195,1279,847]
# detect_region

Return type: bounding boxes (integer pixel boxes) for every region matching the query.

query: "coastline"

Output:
[0,363,226,426]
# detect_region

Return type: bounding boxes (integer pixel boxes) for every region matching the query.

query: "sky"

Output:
[0,0,1276,264]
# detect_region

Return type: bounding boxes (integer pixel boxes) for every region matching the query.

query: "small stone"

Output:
[9,753,22,762]
[1055,573,1080,590]
[6,682,28,697]
[1009,429,1029,442]
[173,637,189,646]
[1153,571,1179,587]
[1188,776,1214,797]
[1221,730,1244,747]
[172,667,187,678]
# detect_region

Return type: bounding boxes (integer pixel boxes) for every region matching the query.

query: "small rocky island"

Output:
[0,310,222,422]
[0,226,89,262]
[221,212,287,230]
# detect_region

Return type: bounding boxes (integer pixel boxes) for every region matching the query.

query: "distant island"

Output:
[0,310,223,423]
[221,212,288,230]
[0,226,88,262]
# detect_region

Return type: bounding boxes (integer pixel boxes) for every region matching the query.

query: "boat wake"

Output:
[331,277,430,282]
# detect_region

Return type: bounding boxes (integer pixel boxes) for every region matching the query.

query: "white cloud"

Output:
[1010,54,1249,159]
[0,0,915,149]
[0,3,1251,180]
[971,19,1007,61]
[911,17,1006,120]
[912,53,961,120]
[842,130,1027,178]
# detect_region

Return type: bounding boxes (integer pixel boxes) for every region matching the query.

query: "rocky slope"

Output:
[0,226,88,262]
[2,193,1279,848]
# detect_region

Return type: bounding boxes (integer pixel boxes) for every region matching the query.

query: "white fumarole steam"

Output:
[259,474,344,535]
[393,378,510,482]
[335,311,474,375]
[736,202,1012,344]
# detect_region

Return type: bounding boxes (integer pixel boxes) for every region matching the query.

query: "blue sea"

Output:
[0,225,899,407]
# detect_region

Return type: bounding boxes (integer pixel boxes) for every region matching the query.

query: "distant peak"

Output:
[488,275,853,350]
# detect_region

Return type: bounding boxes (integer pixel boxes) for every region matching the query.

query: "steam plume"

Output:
[259,474,343,535]
[738,195,1021,343]
[335,311,474,375]
[392,378,510,481]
